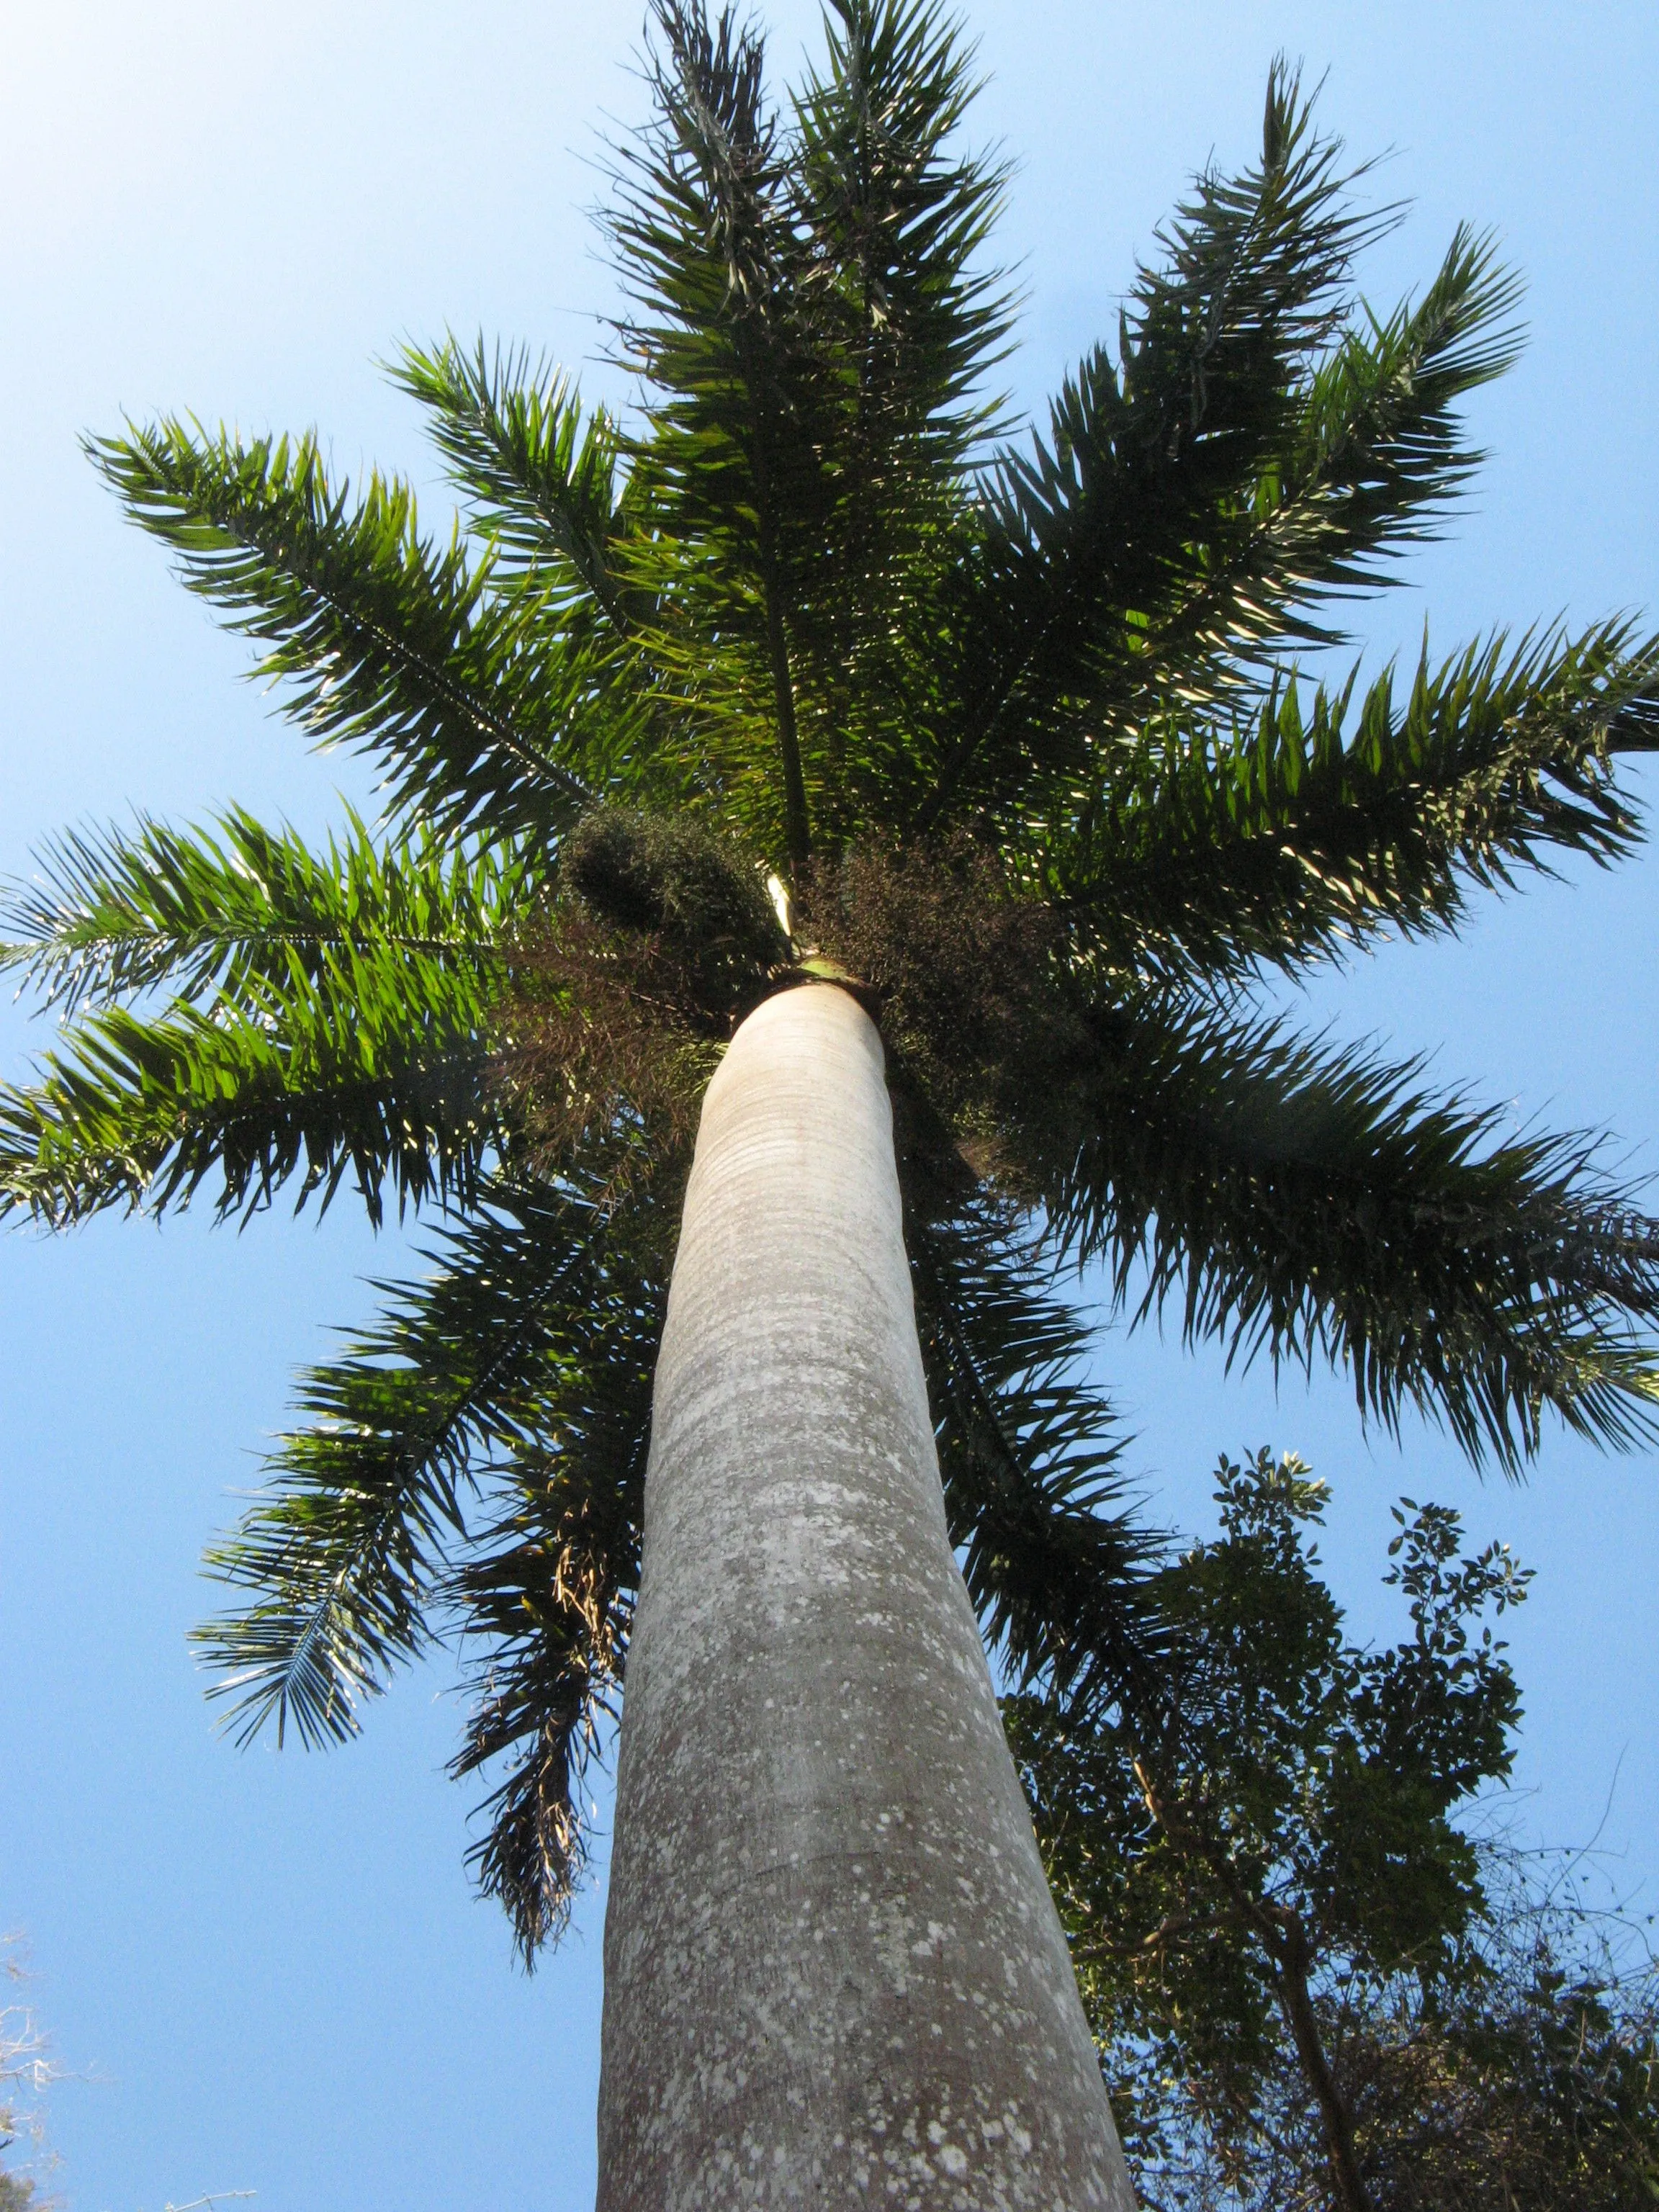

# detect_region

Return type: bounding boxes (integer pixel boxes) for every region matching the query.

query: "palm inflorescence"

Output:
[6,0,1659,1959]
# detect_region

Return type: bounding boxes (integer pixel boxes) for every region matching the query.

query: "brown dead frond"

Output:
[451,1468,641,1962]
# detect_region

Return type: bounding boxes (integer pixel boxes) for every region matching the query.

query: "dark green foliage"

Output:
[394,341,627,617]
[1051,619,1659,981]
[0,812,511,1226]
[1374,1905,1659,2212]
[915,93,1520,837]
[1010,1461,1659,2210]
[195,1167,667,1955]
[1012,1452,1529,2064]
[441,1192,660,1956]
[907,1195,1161,1711]
[1009,1453,1537,2206]
[1022,988,1659,1469]
[6,0,1659,1954]
[607,0,1013,861]
[84,421,600,840]
[808,840,1659,1467]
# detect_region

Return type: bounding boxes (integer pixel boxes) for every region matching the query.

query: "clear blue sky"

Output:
[2,4,1656,2206]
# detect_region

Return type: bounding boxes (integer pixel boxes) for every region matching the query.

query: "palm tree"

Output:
[6,1,1659,2200]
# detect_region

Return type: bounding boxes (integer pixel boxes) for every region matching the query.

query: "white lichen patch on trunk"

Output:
[598,983,1136,2210]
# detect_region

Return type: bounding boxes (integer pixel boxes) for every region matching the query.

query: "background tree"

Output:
[4,0,1659,2192]
[0,1941,55,2212]
[1010,1455,1659,2210]
[1322,1870,1659,2212]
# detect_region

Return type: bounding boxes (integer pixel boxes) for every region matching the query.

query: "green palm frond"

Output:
[450,1510,634,1964]
[915,116,1526,840]
[1120,222,1524,698]
[791,0,1011,481]
[782,0,1012,753]
[907,1196,1162,1709]
[0,806,531,1018]
[394,341,628,616]
[608,0,1013,863]
[607,0,820,863]
[447,1269,658,1959]
[916,61,1388,828]
[0,931,495,1226]
[194,1172,664,1757]
[1052,619,1659,976]
[392,340,719,811]
[1277,222,1522,591]
[1014,985,1659,1469]
[781,0,1014,841]
[86,420,598,835]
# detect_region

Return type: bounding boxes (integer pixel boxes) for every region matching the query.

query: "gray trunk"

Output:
[597,981,1135,2210]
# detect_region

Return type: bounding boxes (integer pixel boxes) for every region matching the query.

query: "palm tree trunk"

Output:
[596,981,1134,2209]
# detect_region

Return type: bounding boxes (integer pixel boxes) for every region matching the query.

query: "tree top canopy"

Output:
[4,0,1658,1958]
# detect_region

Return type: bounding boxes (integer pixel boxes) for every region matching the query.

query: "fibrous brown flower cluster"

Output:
[493,810,1083,1215]
[493,809,789,1195]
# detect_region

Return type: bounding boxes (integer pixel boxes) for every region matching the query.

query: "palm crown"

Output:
[6,0,1659,1964]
